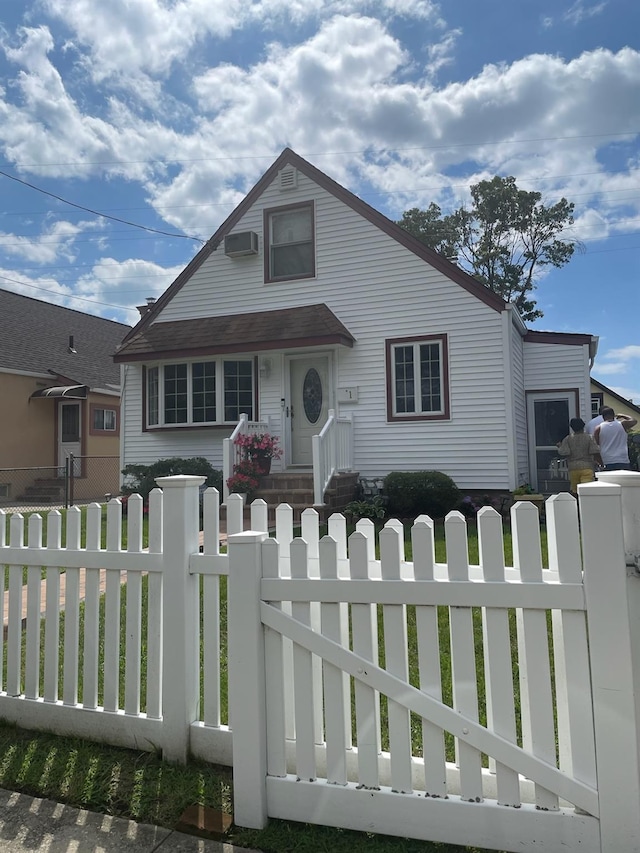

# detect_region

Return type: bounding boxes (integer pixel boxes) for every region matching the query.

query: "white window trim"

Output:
[264,201,316,283]
[386,334,450,422]
[146,359,254,428]
[93,408,117,431]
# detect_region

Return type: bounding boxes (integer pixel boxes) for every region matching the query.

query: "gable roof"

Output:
[118,147,506,350]
[114,304,355,363]
[591,376,640,416]
[0,288,130,390]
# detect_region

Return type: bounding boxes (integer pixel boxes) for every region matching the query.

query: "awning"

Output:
[31,385,88,399]
[114,303,356,363]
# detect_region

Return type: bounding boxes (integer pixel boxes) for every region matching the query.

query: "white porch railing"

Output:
[312,409,353,505]
[222,413,270,502]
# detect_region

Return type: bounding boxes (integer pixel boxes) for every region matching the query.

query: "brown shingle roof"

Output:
[114,303,355,362]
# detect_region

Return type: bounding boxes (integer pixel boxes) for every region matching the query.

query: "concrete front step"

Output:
[234,470,359,525]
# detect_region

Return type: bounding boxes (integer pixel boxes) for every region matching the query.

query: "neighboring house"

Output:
[0,288,130,505]
[115,148,599,501]
[590,377,640,426]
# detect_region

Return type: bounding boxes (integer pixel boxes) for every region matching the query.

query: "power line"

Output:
[1,130,638,171]
[0,273,136,313]
[0,169,207,244]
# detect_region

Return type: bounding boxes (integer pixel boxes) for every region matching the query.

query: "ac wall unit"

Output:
[224,231,259,257]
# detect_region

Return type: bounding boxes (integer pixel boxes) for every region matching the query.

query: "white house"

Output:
[114,148,598,501]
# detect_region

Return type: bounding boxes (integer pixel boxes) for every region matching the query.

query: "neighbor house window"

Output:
[386,334,449,421]
[145,359,254,428]
[90,405,119,435]
[265,202,315,282]
[591,393,603,418]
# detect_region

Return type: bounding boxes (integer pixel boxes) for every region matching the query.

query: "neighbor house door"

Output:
[288,356,330,466]
[526,391,577,491]
[58,402,82,475]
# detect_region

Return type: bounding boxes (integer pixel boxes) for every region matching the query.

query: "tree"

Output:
[396,176,578,322]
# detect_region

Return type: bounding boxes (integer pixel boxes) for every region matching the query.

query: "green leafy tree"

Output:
[396,176,578,322]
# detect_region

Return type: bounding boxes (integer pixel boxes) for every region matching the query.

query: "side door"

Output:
[58,402,82,475]
[288,356,330,466]
[526,391,577,491]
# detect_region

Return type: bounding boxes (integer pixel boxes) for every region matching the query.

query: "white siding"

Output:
[523,342,591,420]
[122,169,524,490]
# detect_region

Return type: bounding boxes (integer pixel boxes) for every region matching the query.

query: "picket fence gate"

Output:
[1,474,640,852]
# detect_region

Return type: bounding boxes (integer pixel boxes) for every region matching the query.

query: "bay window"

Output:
[146,359,254,428]
[386,334,449,421]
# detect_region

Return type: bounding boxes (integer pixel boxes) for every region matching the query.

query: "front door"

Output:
[58,402,82,475]
[526,392,577,491]
[289,356,330,466]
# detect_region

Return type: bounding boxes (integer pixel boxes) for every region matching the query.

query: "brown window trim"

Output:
[89,403,120,436]
[264,201,315,283]
[385,334,450,422]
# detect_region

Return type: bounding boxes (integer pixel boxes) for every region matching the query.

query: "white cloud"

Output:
[42,0,441,79]
[603,345,640,362]
[564,1,608,26]
[0,257,184,323]
[0,8,639,253]
[0,219,98,263]
[594,361,627,375]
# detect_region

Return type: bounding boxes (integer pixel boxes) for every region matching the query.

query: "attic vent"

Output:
[224,231,259,257]
[279,167,297,191]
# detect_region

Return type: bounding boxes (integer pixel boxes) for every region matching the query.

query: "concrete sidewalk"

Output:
[0,788,260,853]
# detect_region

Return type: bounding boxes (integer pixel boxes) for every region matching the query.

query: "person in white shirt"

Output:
[586,405,606,435]
[594,407,638,470]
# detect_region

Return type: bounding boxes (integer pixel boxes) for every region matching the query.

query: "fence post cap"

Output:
[578,480,622,497]
[154,475,207,488]
[596,471,640,488]
[228,531,268,544]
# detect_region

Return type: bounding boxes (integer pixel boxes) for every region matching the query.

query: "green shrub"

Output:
[344,495,387,522]
[121,457,222,500]
[383,470,462,519]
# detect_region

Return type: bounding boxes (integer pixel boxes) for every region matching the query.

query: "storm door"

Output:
[526,392,577,491]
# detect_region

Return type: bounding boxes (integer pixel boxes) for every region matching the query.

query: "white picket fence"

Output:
[1,473,640,852]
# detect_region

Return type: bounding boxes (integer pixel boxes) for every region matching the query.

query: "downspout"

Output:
[119,364,127,494]
[502,307,517,491]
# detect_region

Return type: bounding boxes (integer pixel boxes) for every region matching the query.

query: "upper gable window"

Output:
[385,334,450,422]
[265,202,315,282]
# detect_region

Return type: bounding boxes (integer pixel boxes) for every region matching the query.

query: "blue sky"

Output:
[0,0,638,400]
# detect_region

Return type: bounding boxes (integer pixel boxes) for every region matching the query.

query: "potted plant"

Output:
[226,458,263,501]
[511,483,545,513]
[233,432,282,476]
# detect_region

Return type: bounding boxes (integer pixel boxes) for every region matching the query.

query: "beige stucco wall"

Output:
[591,382,640,430]
[73,392,121,501]
[0,372,56,468]
[0,373,121,505]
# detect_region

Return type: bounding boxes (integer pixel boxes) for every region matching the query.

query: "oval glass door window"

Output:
[303,368,323,423]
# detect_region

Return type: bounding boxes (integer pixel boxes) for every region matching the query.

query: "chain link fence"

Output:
[0,455,121,513]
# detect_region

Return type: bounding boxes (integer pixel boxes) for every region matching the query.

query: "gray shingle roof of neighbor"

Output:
[0,288,131,390]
